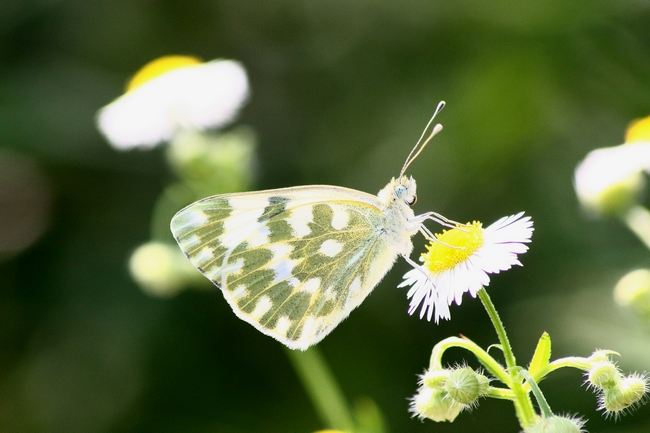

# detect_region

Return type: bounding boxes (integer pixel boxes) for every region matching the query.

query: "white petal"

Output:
[97,60,249,150]
[574,143,650,211]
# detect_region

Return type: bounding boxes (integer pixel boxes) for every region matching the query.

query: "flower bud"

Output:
[167,128,256,197]
[445,367,489,405]
[129,241,206,297]
[524,415,585,433]
[588,361,621,391]
[614,269,650,317]
[587,350,617,364]
[421,368,449,389]
[601,374,648,415]
[410,386,462,423]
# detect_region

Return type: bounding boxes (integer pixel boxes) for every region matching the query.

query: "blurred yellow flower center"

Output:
[423,222,484,273]
[625,115,650,143]
[126,55,202,92]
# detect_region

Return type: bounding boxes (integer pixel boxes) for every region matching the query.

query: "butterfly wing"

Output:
[170,185,406,350]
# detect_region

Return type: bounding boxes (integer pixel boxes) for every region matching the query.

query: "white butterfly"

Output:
[170,102,446,350]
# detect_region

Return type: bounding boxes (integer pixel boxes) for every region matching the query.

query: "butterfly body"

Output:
[170,176,419,350]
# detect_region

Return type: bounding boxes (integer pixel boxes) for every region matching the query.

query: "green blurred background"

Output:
[2,1,650,432]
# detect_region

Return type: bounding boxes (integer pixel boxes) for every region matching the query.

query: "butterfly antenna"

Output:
[399,101,445,177]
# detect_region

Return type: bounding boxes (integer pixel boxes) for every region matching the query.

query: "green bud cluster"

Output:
[599,374,648,417]
[585,351,648,417]
[410,366,490,422]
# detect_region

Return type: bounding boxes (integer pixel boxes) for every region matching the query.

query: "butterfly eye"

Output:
[395,185,407,199]
[406,194,417,206]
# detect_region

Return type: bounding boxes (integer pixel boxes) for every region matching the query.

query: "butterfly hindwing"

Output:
[171,186,403,349]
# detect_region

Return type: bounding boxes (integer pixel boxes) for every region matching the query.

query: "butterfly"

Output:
[170,102,446,350]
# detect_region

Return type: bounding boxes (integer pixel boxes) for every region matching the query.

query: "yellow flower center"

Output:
[126,55,202,92]
[625,115,650,143]
[423,222,484,273]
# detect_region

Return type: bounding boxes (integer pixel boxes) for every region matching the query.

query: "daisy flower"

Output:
[97,55,249,150]
[574,142,650,216]
[398,212,533,323]
[574,114,650,216]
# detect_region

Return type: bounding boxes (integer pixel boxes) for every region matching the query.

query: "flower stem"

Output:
[285,346,355,432]
[477,288,537,427]
[429,336,511,386]
[532,356,593,382]
[520,370,554,418]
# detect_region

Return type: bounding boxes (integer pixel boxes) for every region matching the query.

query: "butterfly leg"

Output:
[402,253,431,280]
[417,224,466,251]
[411,211,459,228]
[418,225,436,240]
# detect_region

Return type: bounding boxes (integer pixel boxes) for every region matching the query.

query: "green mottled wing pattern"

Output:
[170,185,402,350]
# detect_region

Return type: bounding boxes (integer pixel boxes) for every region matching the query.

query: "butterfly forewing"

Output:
[170,186,402,349]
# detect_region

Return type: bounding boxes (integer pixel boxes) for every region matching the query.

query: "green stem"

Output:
[429,336,511,386]
[285,347,355,432]
[477,288,537,427]
[487,387,517,400]
[520,370,554,418]
[532,356,592,382]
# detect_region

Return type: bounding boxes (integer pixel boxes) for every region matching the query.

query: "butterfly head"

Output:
[378,175,417,208]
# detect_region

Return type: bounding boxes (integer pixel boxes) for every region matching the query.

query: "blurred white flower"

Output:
[97,56,249,150]
[574,115,650,216]
[614,268,650,316]
[129,241,206,297]
[574,142,650,216]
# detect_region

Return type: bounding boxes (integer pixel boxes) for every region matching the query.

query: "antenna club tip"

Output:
[433,123,443,133]
[434,101,446,115]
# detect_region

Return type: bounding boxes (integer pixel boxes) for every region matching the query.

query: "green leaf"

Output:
[528,332,551,379]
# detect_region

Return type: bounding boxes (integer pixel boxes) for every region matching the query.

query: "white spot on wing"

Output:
[268,244,301,284]
[268,244,293,259]
[182,234,201,249]
[287,205,313,238]
[231,285,248,300]
[349,277,362,299]
[194,247,213,265]
[276,316,291,336]
[300,278,321,294]
[330,205,349,230]
[206,266,223,280]
[222,258,244,275]
[271,259,300,284]
[251,296,273,320]
[319,239,343,257]
[324,286,337,301]
[221,198,267,249]
[299,316,317,343]
[176,211,208,231]
[246,223,271,248]
[347,249,366,266]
